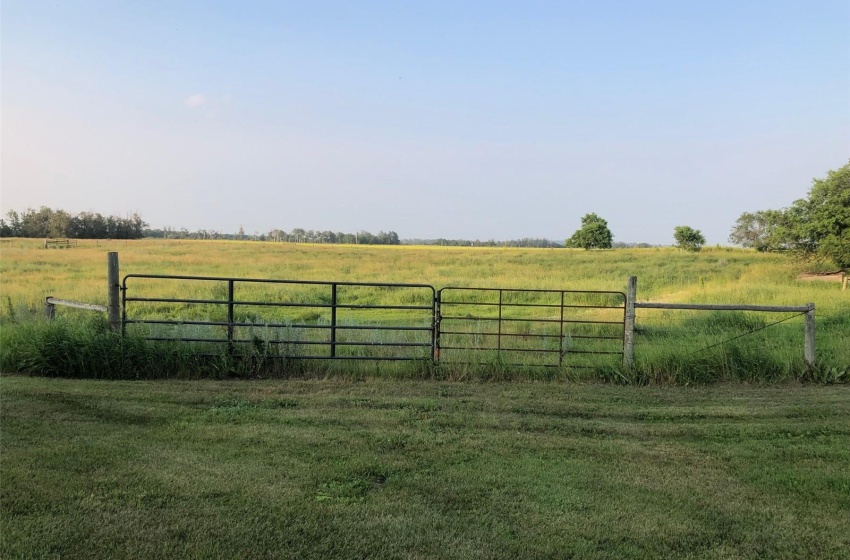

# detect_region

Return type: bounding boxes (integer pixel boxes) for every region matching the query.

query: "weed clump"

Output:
[0,316,308,379]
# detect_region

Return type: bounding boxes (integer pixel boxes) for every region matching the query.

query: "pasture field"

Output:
[2,376,849,559]
[2,243,848,558]
[0,238,848,380]
[1,237,843,303]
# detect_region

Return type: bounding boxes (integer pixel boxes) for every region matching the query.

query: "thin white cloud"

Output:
[184,94,206,108]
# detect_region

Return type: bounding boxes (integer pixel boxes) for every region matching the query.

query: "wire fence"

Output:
[40,254,850,377]
[631,305,848,378]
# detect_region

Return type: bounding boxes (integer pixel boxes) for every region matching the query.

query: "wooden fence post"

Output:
[623,276,637,368]
[107,252,120,332]
[804,302,815,370]
[45,297,55,320]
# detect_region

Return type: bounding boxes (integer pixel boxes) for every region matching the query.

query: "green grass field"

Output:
[2,377,849,559]
[2,237,842,305]
[2,241,848,558]
[1,238,847,380]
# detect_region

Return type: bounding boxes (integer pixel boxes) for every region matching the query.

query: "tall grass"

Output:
[1,312,845,383]
[1,315,193,379]
[1,238,847,382]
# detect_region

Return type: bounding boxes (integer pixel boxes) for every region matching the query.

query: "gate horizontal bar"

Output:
[126,319,432,331]
[146,337,230,343]
[327,341,431,348]
[123,273,436,290]
[274,355,431,361]
[440,331,623,341]
[439,361,598,369]
[228,339,431,348]
[440,286,625,296]
[145,338,431,352]
[440,330,563,339]
[439,346,621,355]
[440,301,624,310]
[186,353,428,361]
[439,346,559,353]
[235,301,434,311]
[440,315,624,325]
[125,297,432,312]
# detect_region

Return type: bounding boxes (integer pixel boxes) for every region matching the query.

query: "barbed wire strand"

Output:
[684,311,809,358]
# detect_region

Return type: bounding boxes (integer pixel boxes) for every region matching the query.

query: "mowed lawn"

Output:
[1,377,849,559]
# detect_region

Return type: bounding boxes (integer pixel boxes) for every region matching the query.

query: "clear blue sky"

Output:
[2,0,849,244]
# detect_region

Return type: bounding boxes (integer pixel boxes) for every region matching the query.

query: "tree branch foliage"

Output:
[729,160,850,268]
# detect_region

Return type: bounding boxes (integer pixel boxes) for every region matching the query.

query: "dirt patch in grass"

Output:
[796,271,845,283]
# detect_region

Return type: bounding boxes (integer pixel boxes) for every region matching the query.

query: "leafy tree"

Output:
[785,161,850,268]
[1,210,22,237]
[566,213,613,250]
[69,211,108,238]
[728,210,786,251]
[731,161,849,268]
[673,226,706,252]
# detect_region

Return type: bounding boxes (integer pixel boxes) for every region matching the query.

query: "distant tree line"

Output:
[728,160,849,268]
[0,207,147,239]
[269,229,401,245]
[611,242,655,249]
[404,238,563,248]
[144,227,401,245]
[0,206,677,252]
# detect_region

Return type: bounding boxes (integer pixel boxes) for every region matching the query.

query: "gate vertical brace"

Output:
[330,283,337,358]
[623,276,637,368]
[227,280,235,355]
[804,302,815,370]
[121,279,127,336]
[559,292,565,367]
[107,252,120,332]
[497,290,503,353]
[433,291,441,362]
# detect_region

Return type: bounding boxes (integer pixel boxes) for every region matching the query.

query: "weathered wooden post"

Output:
[107,252,120,332]
[623,276,637,368]
[804,302,815,370]
[45,297,55,320]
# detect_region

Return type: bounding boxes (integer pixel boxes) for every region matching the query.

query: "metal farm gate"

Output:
[122,275,437,362]
[436,287,626,368]
[121,274,626,368]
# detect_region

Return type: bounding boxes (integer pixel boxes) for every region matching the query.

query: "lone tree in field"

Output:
[673,226,706,252]
[566,213,613,250]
